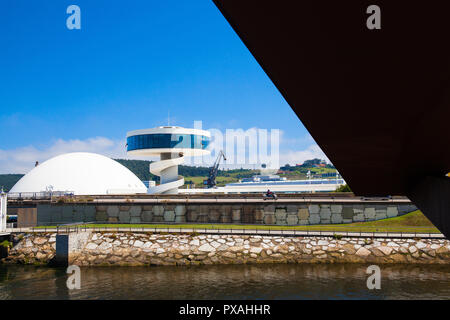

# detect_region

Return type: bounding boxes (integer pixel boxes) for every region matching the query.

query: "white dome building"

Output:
[10,152,147,195]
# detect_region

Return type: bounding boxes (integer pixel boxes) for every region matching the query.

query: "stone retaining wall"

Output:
[2,231,449,266]
[4,233,56,264]
[35,203,418,226]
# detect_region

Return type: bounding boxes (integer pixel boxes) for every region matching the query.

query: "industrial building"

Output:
[181,176,345,194]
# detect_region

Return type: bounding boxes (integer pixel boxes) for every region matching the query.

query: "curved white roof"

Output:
[10,152,147,195]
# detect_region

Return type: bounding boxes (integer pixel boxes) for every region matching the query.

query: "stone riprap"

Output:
[3,232,449,266]
[35,203,418,226]
[3,233,56,265]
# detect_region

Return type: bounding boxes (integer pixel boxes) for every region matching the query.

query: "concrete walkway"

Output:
[89,197,412,204]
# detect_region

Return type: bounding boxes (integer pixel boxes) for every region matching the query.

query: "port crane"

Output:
[204,151,226,188]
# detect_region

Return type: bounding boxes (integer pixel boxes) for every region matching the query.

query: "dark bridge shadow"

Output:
[212,0,450,237]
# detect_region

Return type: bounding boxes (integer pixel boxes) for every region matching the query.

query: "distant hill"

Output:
[0,158,334,191]
[0,159,245,190]
[279,159,337,180]
[0,174,24,192]
[113,159,246,182]
[114,159,155,181]
[106,159,337,186]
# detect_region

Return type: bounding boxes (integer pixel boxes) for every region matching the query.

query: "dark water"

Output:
[0,264,449,300]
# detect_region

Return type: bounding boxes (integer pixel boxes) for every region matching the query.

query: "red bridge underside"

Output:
[213,0,450,236]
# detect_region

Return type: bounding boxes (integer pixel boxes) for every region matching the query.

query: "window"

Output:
[127,134,210,151]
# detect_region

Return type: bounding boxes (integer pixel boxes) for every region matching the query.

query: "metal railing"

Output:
[55,222,90,234]
[7,221,446,239]
[6,192,412,201]
[7,191,74,201]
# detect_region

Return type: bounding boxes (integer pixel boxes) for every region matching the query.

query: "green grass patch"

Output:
[0,240,12,248]
[183,176,238,187]
[34,211,440,234]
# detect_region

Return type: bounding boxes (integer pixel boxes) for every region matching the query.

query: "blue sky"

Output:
[0,0,326,173]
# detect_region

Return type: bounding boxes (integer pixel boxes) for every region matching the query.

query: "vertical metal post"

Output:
[0,192,7,232]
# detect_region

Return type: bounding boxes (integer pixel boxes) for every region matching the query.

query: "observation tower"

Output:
[126,126,211,194]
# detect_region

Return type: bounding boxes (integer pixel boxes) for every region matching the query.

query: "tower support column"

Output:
[159,153,180,194]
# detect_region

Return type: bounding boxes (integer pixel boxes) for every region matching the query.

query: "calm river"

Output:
[0,264,449,299]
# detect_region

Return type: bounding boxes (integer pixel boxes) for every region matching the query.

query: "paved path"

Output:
[6,227,445,239]
[88,197,412,204]
[8,194,413,205]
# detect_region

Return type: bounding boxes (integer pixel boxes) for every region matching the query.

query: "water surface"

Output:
[0,264,449,299]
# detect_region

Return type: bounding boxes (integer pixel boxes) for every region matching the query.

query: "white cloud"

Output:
[0,137,129,174]
[279,144,330,167]
[0,134,331,174]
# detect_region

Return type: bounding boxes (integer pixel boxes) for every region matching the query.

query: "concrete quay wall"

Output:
[33,202,418,226]
[2,232,449,266]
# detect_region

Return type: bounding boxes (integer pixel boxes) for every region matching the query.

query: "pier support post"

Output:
[55,234,69,267]
[54,231,91,267]
[408,176,450,239]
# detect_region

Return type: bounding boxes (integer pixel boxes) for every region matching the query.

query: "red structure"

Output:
[213,0,450,237]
